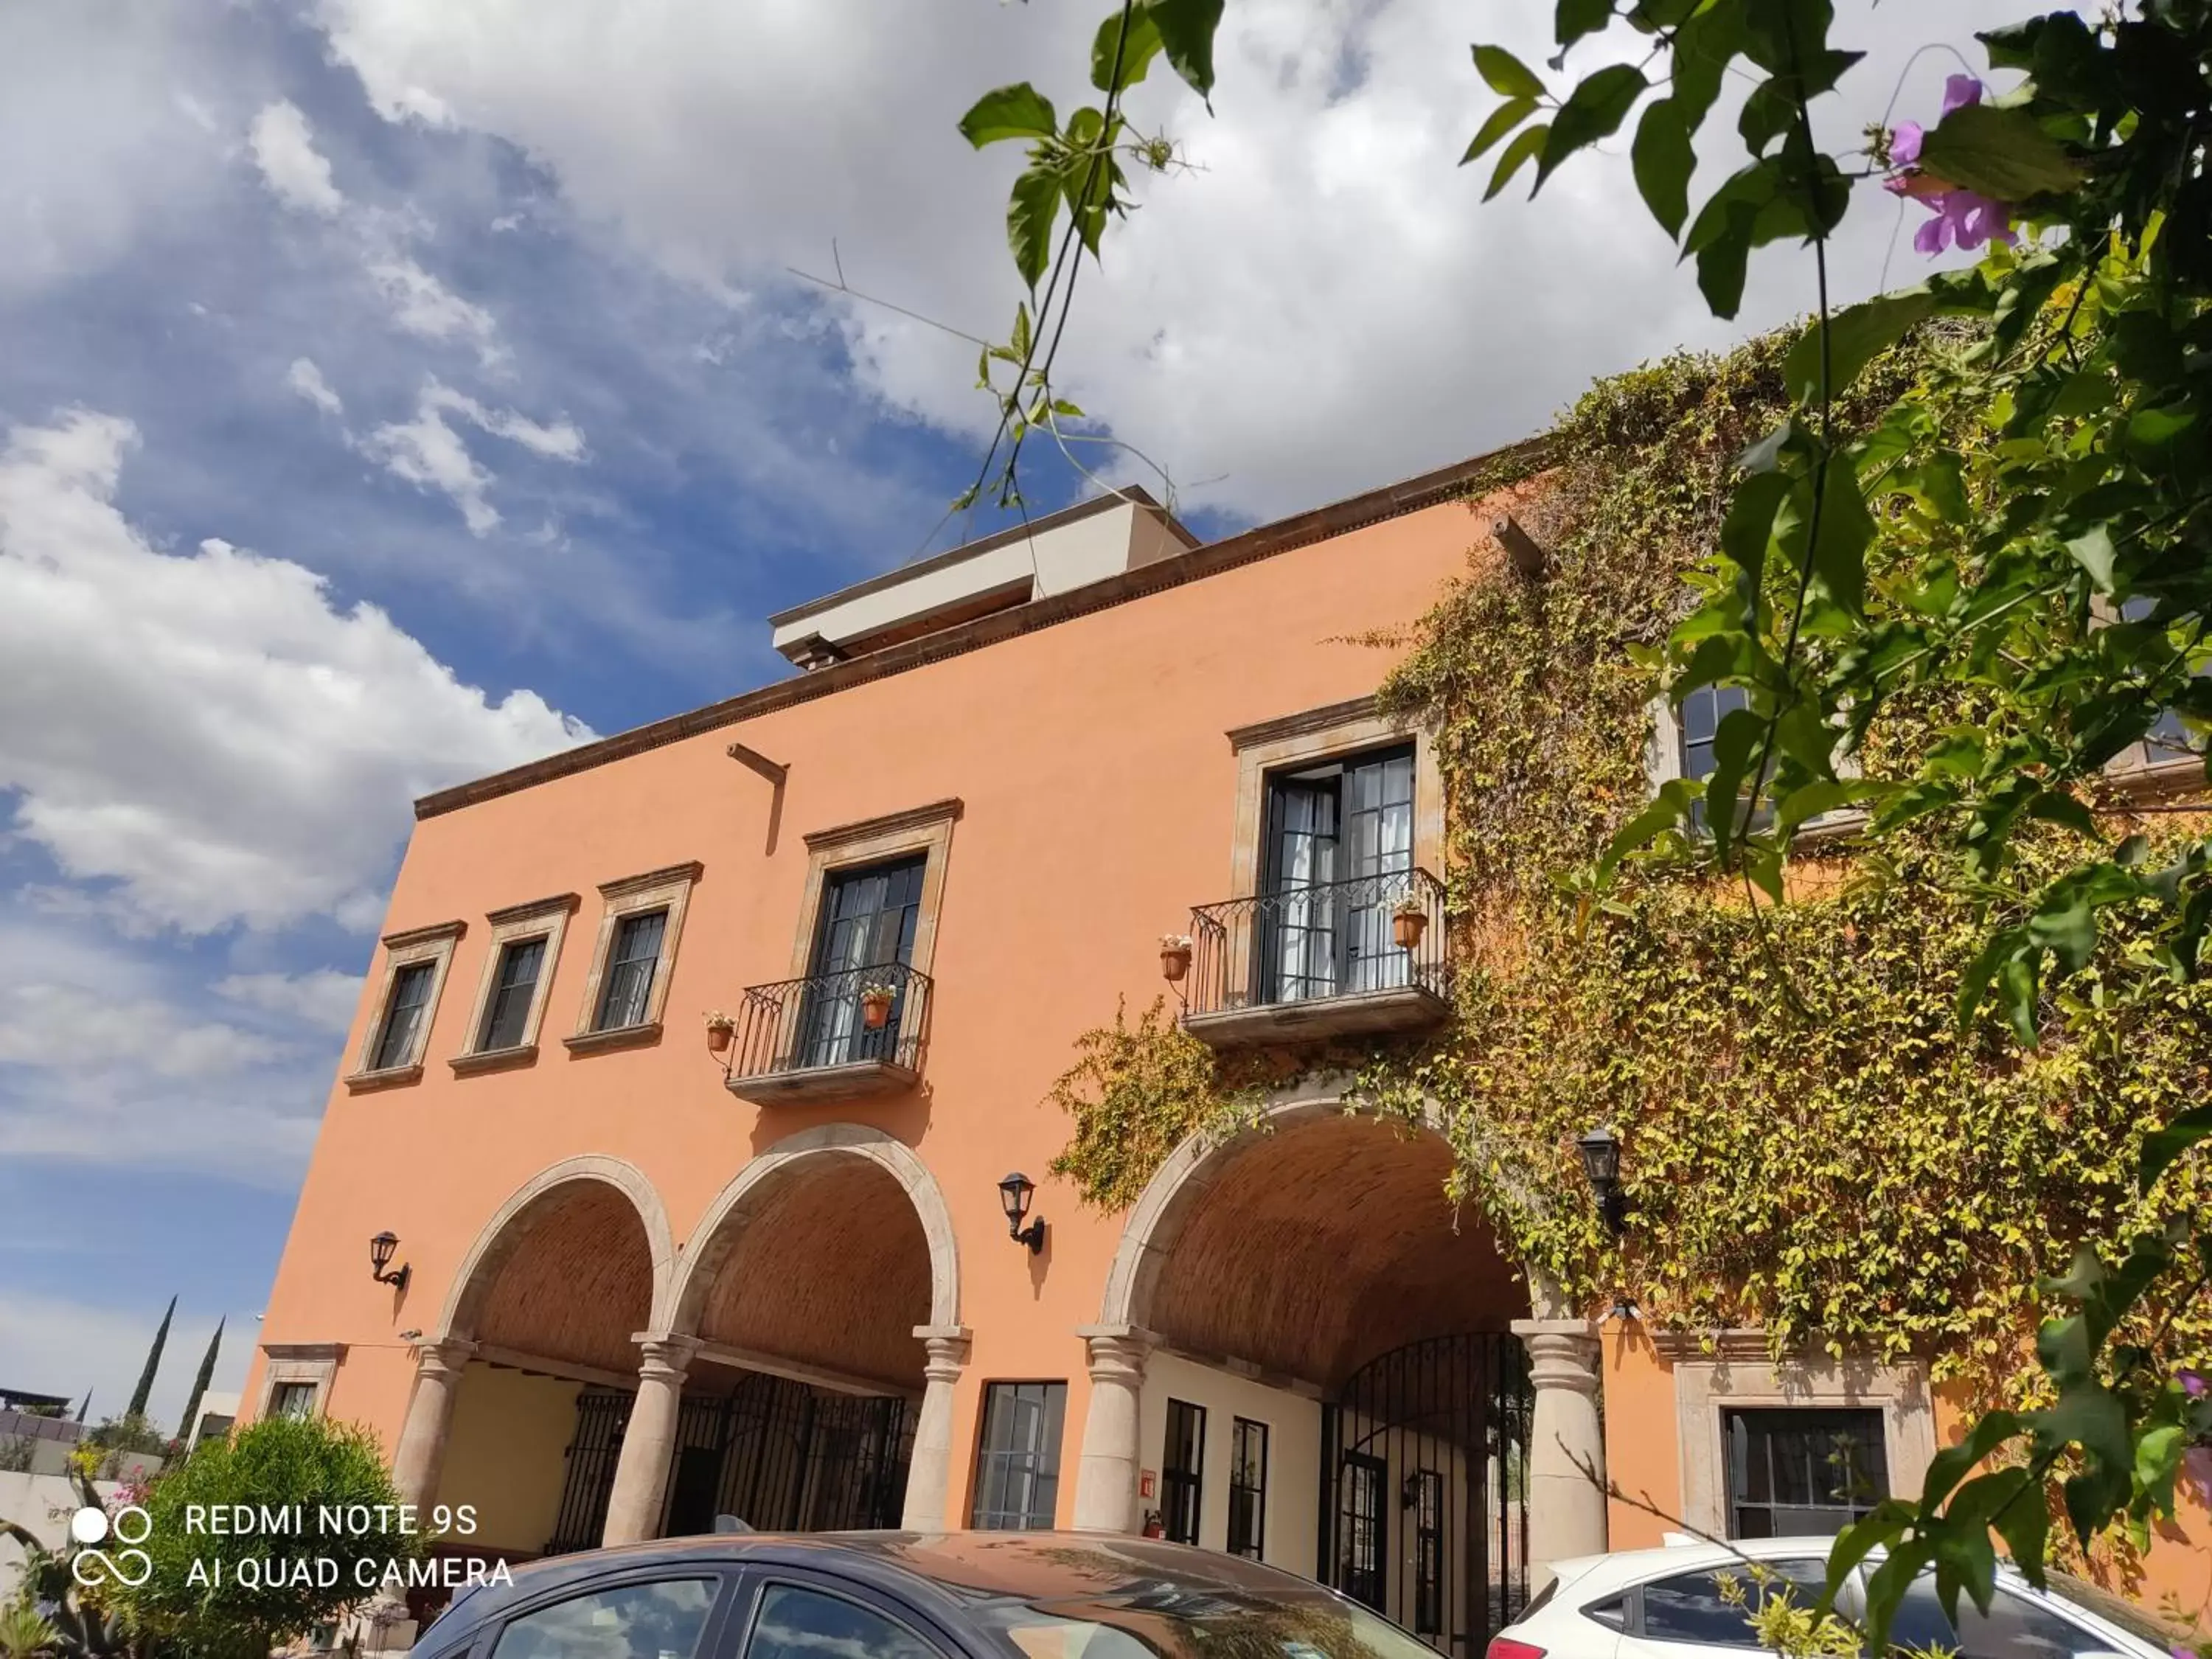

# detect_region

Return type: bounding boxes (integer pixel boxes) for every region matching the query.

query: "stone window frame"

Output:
[566,863,703,1056]
[257,1342,345,1422]
[787,800,962,984]
[1655,1329,1935,1540]
[451,892,581,1075]
[345,921,465,1092]
[1224,696,1444,900]
[1644,696,1864,847]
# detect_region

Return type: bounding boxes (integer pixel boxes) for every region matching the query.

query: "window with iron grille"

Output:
[1725,1408,1888,1538]
[596,909,667,1031]
[1412,1468,1445,1635]
[370,961,435,1071]
[1227,1417,1267,1559]
[477,936,548,1052]
[1161,1399,1206,1545]
[268,1382,316,1420]
[970,1382,1065,1530]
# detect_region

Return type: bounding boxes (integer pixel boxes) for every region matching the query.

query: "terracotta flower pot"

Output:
[860,990,894,1031]
[706,1023,733,1054]
[1392,910,1427,950]
[1161,945,1192,983]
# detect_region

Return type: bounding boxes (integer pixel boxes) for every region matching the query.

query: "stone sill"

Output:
[343,1064,423,1093]
[563,1022,662,1057]
[1182,984,1450,1050]
[726,1057,919,1105]
[449,1044,538,1077]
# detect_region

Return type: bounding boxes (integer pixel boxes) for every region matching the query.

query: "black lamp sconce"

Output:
[998,1172,1046,1253]
[369,1231,411,1293]
[1576,1126,1627,1239]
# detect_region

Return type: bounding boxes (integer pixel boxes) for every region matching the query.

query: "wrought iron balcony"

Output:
[721,961,931,1105]
[1180,867,1450,1048]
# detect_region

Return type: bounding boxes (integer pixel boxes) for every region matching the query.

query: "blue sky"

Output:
[0,0,2034,1429]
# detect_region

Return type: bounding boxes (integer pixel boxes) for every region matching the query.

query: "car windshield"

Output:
[2039,1571,2185,1650]
[970,1585,1439,1659]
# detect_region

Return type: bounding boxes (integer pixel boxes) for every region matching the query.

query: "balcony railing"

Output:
[1181,866,1450,1047]
[723,961,931,1105]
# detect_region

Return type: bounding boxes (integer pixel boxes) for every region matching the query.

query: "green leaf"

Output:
[1485,123,1552,201]
[1462,97,1540,165]
[1600,779,1694,878]
[1782,288,1935,408]
[2064,524,2118,594]
[1705,705,1762,863]
[1147,0,1226,100]
[1806,453,1871,619]
[2135,1423,2186,1503]
[1916,103,2085,201]
[1556,0,1613,50]
[1955,925,2022,1031]
[1719,470,1787,577]
[960,83,1059,148]
[1991,1470,2051,1589]
[1091,7,1164,91]
[1472,44,1546,100]
[1669,0,1745,125]
[2037,1380,2131,1475]
[1920,1409,2023,1508]
[1537,63,1647,189]
[2140,1104,2212,1192]
[1008,168,1060,291]
[1632,97,1694,237]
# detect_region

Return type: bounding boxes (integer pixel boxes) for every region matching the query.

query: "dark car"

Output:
[413,1532,1441,1659]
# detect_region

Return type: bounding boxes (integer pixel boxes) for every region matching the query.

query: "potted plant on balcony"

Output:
[858,982,897,1030]
[1391,894,1429,950]
[1159,933,1192,983]
[703,1010,735,1054]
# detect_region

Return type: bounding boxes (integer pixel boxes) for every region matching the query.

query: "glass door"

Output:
[797,855,924,1066]
[1262,747,1413,1002]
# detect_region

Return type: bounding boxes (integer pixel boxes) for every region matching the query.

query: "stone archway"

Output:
[391,1157,674,1559]
[603,1124,964,1543]
[1076,1076,1604,1632]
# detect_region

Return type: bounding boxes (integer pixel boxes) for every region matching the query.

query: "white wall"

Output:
[1138,1353,1322,1579]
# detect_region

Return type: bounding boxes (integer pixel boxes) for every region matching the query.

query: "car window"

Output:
[1583,1596,1630,1632]
[495,1579,719,1659]
[745,1584,950,1659]
[1889,1577,2118,1659]
[1641,1559,1832,1648]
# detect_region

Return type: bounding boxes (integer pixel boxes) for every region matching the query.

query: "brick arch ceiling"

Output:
[696,1158,932,1389]
[1146,1115,1526,1391]
[472,1183,656,1376]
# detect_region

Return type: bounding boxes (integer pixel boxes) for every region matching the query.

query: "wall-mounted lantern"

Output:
[1576,1126,1627,1238]
[997,1172,1046,1253]
[369,1231,411,1293]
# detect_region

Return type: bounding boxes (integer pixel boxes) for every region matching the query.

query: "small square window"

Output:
[477,936,548,1052]
[1725,1407,1888,1538]
[370,961,436,1071]
[268,1382,317,1421]
[595,909,667,1031]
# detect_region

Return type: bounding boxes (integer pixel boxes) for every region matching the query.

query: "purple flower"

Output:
[1911,189,2016,255]
[1891,121,1924,170]
[2183,1368,2208,1398]
[1942,74,1985,117]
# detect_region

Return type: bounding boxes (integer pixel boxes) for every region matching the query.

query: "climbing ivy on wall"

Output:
[1043,324,2212,1418]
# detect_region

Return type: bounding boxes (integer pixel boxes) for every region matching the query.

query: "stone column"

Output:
[900,1324,972,1530]
[389,1338,476,1513]
[1510,1312,1608,1580]
[1071,1325,1153,1533]
[602,1333,697,1547]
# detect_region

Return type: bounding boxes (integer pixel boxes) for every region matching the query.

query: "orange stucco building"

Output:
[248,453,2212,1649]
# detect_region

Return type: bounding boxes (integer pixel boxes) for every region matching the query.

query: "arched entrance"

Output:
[634,1124,964,1541]
[1079,1082,1580,1656]
[391,1157,673,1565]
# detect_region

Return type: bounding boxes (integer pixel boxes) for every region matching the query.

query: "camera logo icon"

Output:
[69,1506,153,1587]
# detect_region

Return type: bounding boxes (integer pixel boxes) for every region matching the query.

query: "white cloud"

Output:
[312,0,2058,521]
[249,100,344,217]
[0,982,282,1079]
[215,969,363,1034]
[287,357,345,417]
[368,256,499,357]
[361,378,585,533]
[0,408,592,934]
[0,1290,254,1441]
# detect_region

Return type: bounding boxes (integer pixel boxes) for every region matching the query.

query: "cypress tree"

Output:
[175,1318,223,1444]
[126,1296,175,1422]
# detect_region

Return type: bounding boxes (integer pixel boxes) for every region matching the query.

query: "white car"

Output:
[1491,1536,2180,1659]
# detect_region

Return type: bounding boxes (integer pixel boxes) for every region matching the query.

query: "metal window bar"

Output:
[1228,1417,1268,1560]
[970,1382,1066,1530]
[371,961,436,1070]
[1161,1399,1206,1545]
[1186,868,1447,1019]
[596,910,667,1030]
[478,936,546,1051]
[726,961,932,1082]
[545,1388,633,1557]
[661,1373,914,1538]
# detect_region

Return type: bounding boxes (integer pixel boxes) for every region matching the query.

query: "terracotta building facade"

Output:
[248,459,2211,1649]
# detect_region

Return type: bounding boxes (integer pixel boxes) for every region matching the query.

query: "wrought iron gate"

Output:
[546,1387,632,1555]
[663,1372,912,1537]
[1318,1333,1533,1657]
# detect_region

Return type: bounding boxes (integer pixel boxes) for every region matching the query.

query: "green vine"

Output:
[1044,324,2212,1425]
